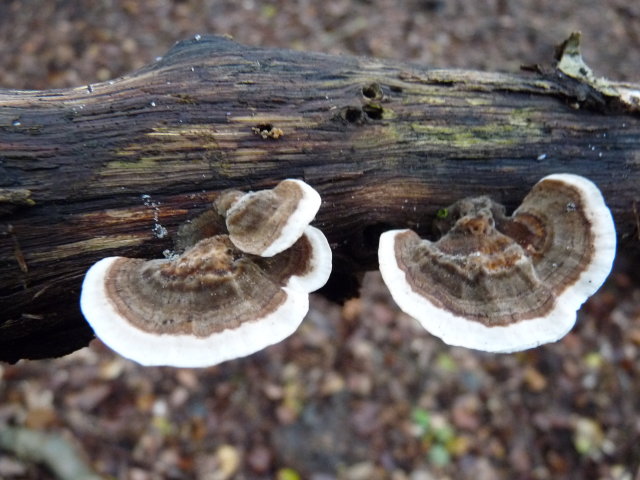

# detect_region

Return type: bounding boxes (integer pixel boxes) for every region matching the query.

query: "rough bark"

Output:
[1,35,639,362]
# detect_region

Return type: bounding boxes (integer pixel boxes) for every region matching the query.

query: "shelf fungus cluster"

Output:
[379,174,616,353]
[80,179,331,367]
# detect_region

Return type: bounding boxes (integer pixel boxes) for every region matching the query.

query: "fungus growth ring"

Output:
[80,179,331,367]
[378,173,616,353]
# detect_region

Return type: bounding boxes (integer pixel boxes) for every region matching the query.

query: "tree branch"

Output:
[0,426,102,480]
[1,35,639,362]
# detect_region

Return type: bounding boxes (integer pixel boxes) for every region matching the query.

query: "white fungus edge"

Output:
[286,225,333,293]
[532,173,617,305]
[378,174,616,353]
[80,226,332,368]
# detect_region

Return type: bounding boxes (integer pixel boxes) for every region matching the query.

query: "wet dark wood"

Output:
[1,35,639,362]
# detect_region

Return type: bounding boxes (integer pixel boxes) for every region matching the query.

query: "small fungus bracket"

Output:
[216,179,322,257]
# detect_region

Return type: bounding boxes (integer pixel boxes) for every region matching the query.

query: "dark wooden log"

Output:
[1,35,639,362]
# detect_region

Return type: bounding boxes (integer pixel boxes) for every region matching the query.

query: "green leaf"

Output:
[435,352,457,372]
[436,208,449,219]
[411,408,431,432]
[434,424,455,444]
[428,443,450,467]
[277,467,302,480]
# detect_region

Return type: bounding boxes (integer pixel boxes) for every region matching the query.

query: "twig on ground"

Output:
[0,426,103,480]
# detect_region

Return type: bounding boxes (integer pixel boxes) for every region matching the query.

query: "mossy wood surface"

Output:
[1,36,639,362]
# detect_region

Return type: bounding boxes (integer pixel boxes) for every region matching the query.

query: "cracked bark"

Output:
[1,35,639,362]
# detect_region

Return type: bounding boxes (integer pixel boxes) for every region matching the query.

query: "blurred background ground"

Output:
[1,1,639,479]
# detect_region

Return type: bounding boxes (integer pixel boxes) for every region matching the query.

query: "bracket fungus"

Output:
[215,179,321,257]
[378,173,616,353]
[81,180,331,367]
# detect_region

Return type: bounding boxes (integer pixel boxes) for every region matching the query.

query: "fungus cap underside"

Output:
[379,173,616,353]
[81,226,331,367]
[219,179,322,257]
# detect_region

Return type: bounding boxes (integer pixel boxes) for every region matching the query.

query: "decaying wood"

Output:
[1,35,639,362]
